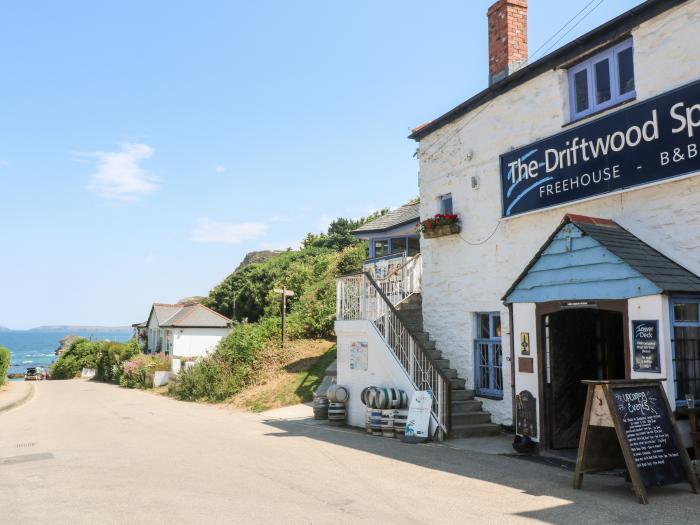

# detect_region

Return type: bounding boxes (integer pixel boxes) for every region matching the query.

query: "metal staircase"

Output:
[336,252,501,439]
[395,294,501,438]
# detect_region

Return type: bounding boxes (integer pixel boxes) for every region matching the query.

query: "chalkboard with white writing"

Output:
[611,385,686,487]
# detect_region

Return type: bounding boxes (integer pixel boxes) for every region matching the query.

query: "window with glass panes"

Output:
[440,194,453,215]
[568,39,635,121]
[671,297,700,404]
[373,239,389,258]
[474,312,503,398]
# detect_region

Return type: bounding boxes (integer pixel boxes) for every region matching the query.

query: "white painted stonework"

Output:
[171,328,231,358]
[417,2,700,427]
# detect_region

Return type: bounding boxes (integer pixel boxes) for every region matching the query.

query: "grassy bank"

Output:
[231,339,336,412]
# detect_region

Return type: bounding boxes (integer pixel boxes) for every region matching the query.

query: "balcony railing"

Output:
[336,268,449,438]
[362,252,422,304]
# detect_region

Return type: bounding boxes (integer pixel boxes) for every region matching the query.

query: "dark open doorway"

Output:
[543,308,625,449]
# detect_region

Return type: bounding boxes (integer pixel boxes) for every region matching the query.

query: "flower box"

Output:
[422,223,461,239]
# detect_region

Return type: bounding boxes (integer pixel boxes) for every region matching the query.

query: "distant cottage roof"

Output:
[503,214,700,301]
[409,0,686,141]
[144,303,232,329]
[353,202,420,235]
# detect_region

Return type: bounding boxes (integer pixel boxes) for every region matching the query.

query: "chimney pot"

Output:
[487,0,528,85]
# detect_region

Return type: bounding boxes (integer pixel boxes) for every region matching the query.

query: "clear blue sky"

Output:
[0,0,643,329]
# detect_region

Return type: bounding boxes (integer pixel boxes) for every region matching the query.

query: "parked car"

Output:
[24,367,45,381]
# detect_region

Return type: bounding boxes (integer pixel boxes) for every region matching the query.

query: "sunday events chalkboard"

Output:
[612,386,686,487]
[574,380,699,504]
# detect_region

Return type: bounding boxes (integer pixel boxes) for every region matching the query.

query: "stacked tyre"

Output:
[365,407,374,434]
[393,410,409,438]
[381,409,398,438]
[328,402,346,424]
[327,384,350,403]
[369,408,383,436]
[360,386,409,410]
[313,396,329,420]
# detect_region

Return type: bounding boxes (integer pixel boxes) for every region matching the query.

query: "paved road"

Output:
[1,381,699,524]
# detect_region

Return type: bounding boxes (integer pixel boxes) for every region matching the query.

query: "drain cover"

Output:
[16,442,36,448]
[1,453,54,465]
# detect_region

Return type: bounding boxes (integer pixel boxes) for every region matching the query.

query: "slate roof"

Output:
[353,202,420,235]
[146,303,232,328]
[503,214,700,300]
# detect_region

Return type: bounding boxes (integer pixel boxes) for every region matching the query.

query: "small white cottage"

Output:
[133,303,233,358]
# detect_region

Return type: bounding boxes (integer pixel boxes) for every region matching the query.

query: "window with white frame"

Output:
[568,38,635,121]
[474,312,503,398]
[439,193,453,215]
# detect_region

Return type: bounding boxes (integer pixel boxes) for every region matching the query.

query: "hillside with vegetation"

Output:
[168,212,385,403]
[49,212,385,408]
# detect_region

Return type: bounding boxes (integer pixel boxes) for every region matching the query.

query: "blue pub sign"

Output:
[500,78,700,217]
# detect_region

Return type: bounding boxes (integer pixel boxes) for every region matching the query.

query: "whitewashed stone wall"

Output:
[417,1,700,426]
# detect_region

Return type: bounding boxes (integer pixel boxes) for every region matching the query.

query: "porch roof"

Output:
[503,214,700,303]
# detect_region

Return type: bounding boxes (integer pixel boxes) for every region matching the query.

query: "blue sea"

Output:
[0,331,132,380]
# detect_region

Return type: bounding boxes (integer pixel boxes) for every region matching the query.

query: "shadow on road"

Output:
[261,417,700,524]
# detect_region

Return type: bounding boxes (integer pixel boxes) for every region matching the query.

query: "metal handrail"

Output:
[385,252,421,280]
[363,271,453,388]
[363,273,451,434]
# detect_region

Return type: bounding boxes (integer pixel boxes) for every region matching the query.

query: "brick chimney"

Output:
[487,0,528,85]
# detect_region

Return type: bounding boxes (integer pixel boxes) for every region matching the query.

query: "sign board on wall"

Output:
[500,78,700,217]
[520,332,530,355]
[516,390,537,438]
[632,320,661,373]
[349,341,368,371]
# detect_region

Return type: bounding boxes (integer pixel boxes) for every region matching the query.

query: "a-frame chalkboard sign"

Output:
[574,379,699,504]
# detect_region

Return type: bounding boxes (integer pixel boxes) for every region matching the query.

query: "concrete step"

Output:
[402,319,424,330]
[425,349,442,361]
[452,411,493,426]
[451,388,475,401]
[433,358,450,369]
[414,332,430,342]
[397,303,422,312]
[442,368,458,379]
[450,378,466,390]
[450,423,501,439]
[420,340,436,351]
[451,399,483,413]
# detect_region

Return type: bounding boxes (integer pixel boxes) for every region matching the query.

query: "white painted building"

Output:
[133,303,233,358]
[408,0,700,448]
[337,0,700,449]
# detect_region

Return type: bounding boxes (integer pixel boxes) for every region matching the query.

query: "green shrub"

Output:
[96,339,141,383]
[51,338,99,379]
[169,322,275,402]
[0,346,10,386]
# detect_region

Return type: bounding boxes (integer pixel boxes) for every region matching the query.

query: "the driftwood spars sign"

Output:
[574,379,699,504]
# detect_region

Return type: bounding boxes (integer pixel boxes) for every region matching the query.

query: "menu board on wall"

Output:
[349,341,368,371]
[632,320,661,373]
